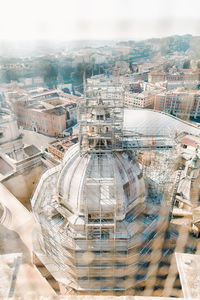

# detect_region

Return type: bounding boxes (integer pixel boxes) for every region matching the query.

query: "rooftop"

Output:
[46,106,66,116]
[181,135,200,149]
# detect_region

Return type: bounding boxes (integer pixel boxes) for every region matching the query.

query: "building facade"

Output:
[12,92,77,137]
[124,92,154,108]
[154,91,200,120]
[13,101,67,137]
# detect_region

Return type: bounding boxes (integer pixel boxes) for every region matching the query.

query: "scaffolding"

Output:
[78,86,124,154]
[31,79,200,295]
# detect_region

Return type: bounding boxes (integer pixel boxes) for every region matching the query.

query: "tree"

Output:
[42,62,58,89]
[2,69,19,83]
[183,60,191,69]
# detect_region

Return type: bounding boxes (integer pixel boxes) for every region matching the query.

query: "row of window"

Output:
[78,273,147,281]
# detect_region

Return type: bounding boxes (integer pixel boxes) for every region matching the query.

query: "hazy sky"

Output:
[1,0,200,40]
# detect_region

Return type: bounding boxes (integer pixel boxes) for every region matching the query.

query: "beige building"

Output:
[124,92,154,108]
[148,72,166,83]
[0,108,23,161]
[154,90,200,120]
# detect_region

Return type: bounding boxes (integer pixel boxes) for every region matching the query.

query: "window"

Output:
[117,276,128,281]
[135,286,145,292]
[154,285,163,291]
[162,248,174,255]
[94,277,105,281]
[113,286,123,291]
[159,261,170,267]
[140,247,152,254]
[115,262,127,268]
[138,262,150,269]
[97,115,104,120]
[135,274,147,281]
[157,274,167,280]
[101,232,109,240]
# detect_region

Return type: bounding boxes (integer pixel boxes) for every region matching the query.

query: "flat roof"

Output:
[181,136,200,148]
[46,106,66,115]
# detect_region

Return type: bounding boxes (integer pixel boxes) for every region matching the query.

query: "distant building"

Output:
[13,96,77,137]
[128,82,142,93]
[131,72,148,82]
[14,101,66,137]
[138,62,155,73]
[91,53,107,64]
[149,70,200,90]
[112,61,130,76]
[9,89,78,137]
[86,85,124,102]
[18,76,44,87]
[148,72,166,83]
[154,90,200,120]
[87,74,114,87]
[124,91,154,108]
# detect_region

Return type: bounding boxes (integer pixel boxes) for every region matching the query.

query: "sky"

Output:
[0,0,200,41]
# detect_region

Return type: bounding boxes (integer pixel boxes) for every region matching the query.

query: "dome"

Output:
[31,94,172,293]
[0,203,4,220]
[57,144,146,220]
[32,141,170,292]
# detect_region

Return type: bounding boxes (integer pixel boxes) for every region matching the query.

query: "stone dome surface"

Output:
[57,144,146,219]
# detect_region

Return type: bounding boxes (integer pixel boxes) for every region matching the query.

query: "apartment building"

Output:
[124,91,154,108]
[154,90,200,120]
[148,72,166,83]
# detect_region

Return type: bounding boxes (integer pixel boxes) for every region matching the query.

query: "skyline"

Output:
[0,0,200,41]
